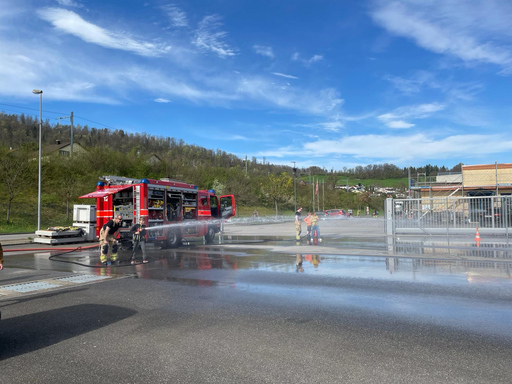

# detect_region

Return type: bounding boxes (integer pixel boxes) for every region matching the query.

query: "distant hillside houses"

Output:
[335,184,366,193]
[375,187,407,198]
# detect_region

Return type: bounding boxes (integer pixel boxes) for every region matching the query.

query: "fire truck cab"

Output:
[79,176,235,248]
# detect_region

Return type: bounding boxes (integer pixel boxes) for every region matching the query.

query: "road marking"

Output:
[0,274,114,297]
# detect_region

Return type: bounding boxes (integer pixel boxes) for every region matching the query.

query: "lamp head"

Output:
[32,89,43,94]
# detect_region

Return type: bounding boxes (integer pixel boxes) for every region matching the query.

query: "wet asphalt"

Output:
[1,218,512,383]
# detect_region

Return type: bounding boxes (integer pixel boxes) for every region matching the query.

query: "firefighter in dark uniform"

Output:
[130,217,148,264]
[295,207,303,241]
[99,214,122,265]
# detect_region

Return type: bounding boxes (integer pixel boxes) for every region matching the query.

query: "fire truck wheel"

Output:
[204,227,216,244]
[166,230,180,248]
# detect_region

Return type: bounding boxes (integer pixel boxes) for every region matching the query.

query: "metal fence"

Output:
[386,196,512,236]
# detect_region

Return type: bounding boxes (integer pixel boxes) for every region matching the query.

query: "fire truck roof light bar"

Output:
[101,175,141,185]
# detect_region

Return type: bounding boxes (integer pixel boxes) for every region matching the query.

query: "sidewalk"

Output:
[0,233,34,246]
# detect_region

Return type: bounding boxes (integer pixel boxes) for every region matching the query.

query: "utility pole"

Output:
[317,179,319,211]
[408,167,411,198]
[322,180,324,211]
[70,111,74,158]
[312,177,315,212]
[496,161,499,196]
[57,111,74,158]
[245,155,248,175]
[291,161,297,212]
[32,89,43,231]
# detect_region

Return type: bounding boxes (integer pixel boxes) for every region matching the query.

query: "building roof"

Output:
[42,142,85,156]
[462,163,512,171]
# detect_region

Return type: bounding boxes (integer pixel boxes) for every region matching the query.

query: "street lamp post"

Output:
[32,89,43,231]
[291,161,297,212]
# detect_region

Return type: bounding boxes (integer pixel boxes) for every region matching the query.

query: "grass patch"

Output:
[0,200,74,234]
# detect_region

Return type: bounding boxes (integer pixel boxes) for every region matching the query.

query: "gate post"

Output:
[385,198,394,235]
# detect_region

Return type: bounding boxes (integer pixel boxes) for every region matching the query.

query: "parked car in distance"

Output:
[324,209,347,218]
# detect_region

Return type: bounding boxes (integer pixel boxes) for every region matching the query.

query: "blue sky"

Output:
[1,0,512,170]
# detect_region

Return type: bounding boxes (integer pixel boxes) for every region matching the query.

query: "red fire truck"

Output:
[79,175,235,247]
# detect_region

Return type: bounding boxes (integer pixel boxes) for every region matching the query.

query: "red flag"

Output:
[315,180,319,195]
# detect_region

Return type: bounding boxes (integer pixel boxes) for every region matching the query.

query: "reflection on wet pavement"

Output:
[393,239,512,259]
[23,246,510,289]
[218,234,512,259]
[4,235,512,288]
[3,237,512,339]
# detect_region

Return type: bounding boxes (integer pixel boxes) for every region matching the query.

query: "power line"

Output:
[0,102,68,116]
[73,115,118,130]
[0,102,119,130]
[0,108,39,118]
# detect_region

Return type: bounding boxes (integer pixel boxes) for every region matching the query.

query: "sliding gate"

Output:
[385,196,512,236]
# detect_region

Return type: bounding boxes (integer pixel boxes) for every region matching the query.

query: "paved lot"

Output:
[1,218,511,383]
[1,262,511,384]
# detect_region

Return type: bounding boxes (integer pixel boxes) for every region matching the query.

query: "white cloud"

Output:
[378,102,445,128]
[228,135,249,141]
[371,0,512,73]
[253,45,274,58]
[193,15,236,58]
[163,4,188,27]
[0,32,344,116]
[0,45,119,104]
[308,54,323,64]
[385,75,424,94]
[0,8,342,117]
[272,72,299,79]
[385,72,485,103]
[56,0,83,8]
[291,53,324,66]
[38,8,171,57]
[303,134,512,164]
[154,98,170,103]
[235,77,344,115]
[318,121,344,132]
[294,119,344,132]
[378,102,444,128]
[117,67,344,116]
[386,120,415,129]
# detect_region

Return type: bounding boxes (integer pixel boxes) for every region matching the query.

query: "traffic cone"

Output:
[475,227,481,247]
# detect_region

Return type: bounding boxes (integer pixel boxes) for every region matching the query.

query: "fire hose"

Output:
[3,243,150,268]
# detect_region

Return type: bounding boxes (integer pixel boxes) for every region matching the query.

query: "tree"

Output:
[0,147,32,222]
[326,173,339,190]
[358,191,372,213]
[260,173,293,216]
[211,179,226,196]
[46,154,92,221]
[223,168,257,206]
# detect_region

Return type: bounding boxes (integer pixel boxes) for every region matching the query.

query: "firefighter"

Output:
[99,214,123,265]
[310,212,321,241]
[303,212,312,238]
[130,217,148,264]
[0,242,4,271]
[295,207,303,241]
